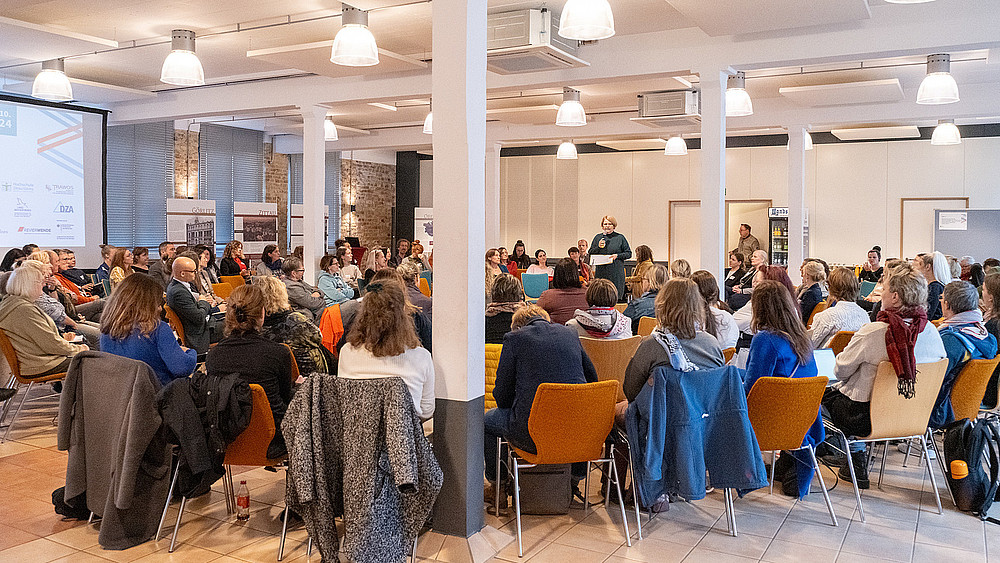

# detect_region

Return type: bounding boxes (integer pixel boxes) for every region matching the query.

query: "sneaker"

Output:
[838,451,869,489]
[0,388,15,402]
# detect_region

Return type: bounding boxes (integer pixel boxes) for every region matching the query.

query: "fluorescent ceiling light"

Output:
[368,102,397,111]
[916,54,959,105]
[558,0,615,41]
[331,4,379,67]
[830,126,921,141]
[664,136,688,156]
[325,118,338,141]
[32,59,73,102]
[930,120,961,145]
[556,141,578,159]
[726,71,753,117]
[556,88,586,126]
[160,30,205,86]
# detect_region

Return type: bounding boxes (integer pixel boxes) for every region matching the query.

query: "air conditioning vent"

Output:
[486,9,589,74]
[630,90,701,128]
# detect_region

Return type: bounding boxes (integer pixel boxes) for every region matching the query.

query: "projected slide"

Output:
[0,101,86,246]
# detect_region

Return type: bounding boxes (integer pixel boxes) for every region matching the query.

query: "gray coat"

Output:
[58,351,172,550]
[283,278,327,321]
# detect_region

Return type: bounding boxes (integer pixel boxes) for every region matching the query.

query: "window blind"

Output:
[198,123,264,249]
[105,122,173,248]
[288,151,341,248]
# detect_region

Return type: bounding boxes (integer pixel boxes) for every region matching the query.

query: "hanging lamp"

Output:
[422,102,433,134]
[32,59,73,101]
[930,120,961,145]
[558,0,615,41]
[556,141,578,159]
[916,54,959,105]
[556,88,587,126]
[324,118,339,141]
[331,4,379,66]
[160,30,205,86]
[664,136,688,156]
[726,71,753,117]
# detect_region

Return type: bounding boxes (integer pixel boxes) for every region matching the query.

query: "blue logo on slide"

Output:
[0,104,15,136]
[54,201,74,213]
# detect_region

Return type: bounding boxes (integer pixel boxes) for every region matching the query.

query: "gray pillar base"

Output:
[435,526,514,563]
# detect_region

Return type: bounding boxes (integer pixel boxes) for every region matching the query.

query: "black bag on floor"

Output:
[942,416,1000,522]
[517,464,572,515]
[52,486,90,520]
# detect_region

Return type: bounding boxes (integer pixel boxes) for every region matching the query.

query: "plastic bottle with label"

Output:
[236,480,250,521]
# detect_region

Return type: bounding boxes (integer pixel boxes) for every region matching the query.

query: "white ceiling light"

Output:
[324,118,339,141]
[331,4,379,67]
[664,136,688,156]
[726,71,753,117]
[558,0,615,41]
[930,119,961,145]
[32,59,73,102]
[786,131,814,151]
[160,30,205,86]
[556,141,578,159]
[917,54,959,105]
[422,105,433,135]
[556,88,587,126]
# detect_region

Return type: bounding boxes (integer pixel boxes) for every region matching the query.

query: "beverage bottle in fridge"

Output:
[236,480,250,521]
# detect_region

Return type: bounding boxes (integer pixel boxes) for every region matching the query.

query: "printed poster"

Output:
[234,201,278,255]
[166,199,216,253]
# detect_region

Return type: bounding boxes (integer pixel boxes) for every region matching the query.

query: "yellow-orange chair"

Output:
[637,317,657,337]
[418,277,431,297]
[931,318,943,327]
[220,275,246,289]
[950,356,1000,421]
[0,328,67,442]
[212,283,233,300]
[501,381,632,556]
[827,331,855,356]
[723,347,737,364]
[747,376,837,526]
[806,300,828,328]
[163,305,186,345]
[614,303,628,313]
[579,336,642,403]
[485,344,502,412]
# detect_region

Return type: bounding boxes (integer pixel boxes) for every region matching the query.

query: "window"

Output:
[288,151,341,248]
[198,123,264,250]
[106,122,174,248]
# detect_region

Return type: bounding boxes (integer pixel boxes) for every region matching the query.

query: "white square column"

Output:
[787,126,808,284]
[485,142,502,248]
[700,71,728,284]
[300,106,327,282]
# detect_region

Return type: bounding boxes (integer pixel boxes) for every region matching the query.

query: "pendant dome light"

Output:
[556,141,578,160]
[160,30,205,86]
[930,119,961,145]
[916,54,959,105]
[786,131,814,151]
[422,102,433,134]
[664,136,688,156]
[324,118,339,141]
[725,71,753,117]
[32,59,73,102]
[556,88,587,126]
[331,4,379,67]
[558,0,615,41]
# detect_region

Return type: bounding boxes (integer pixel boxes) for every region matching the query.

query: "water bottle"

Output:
[236,480,250,521]
[949,460,976,512]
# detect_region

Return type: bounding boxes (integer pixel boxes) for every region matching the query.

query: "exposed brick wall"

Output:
[341,158,395,249]
[264,144,290,251]
[174,129,199,198]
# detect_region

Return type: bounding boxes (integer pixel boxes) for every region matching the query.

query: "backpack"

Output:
[942,415,1000,522]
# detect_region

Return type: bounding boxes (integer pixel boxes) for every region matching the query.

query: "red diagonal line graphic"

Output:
[37,132,83,153]
[37,122,83,144]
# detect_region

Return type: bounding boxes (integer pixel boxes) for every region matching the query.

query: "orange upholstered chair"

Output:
[0,328,67,442]
[950,356,1000,421]
[162,305,186,345]
[827,331,855,356]
[485,344,502,412]
[806,300,828,328]
[579,336,642,403]
[637,317,657,337]
[220,275,246,289]
[212,283,233,300]
[723,347,737,364]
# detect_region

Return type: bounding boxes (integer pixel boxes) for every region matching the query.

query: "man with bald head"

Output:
[166,256,224,353]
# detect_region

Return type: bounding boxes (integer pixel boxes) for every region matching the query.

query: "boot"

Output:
[0,388,15,402]
[838,450,869,489]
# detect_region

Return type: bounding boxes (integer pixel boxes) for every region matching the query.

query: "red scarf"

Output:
[875,307,928,398]
[234,256,246,271]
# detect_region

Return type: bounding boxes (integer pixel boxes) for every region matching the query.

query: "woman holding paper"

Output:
[590,215,632,302]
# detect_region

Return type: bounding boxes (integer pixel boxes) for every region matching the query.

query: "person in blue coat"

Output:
[317,253,355,305]
[743,280,821,499]
[590,215,632,302]
[99,274,197,386]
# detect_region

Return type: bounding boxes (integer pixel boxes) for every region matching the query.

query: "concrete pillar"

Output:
[485,142,502,248]
[787,126,808,284]
[300,106,326,282]
[700,70,728,286]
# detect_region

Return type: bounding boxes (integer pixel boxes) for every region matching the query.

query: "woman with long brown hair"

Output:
[108,247,134,289]
[100,273,196,385]
[339,277,436,420]
[219,240,251,279]
[691,270,739,348]
[743,279,821,499]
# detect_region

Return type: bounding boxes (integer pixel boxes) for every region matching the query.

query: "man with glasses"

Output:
[166,256,224,353]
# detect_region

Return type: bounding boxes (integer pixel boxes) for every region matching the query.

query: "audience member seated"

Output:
[485,249,504,301]
[219,240,251,280]
[95,244,114,284]
[22,260,100,350]
[147,241,176,289]
[525,249,553,277]
[486,274,525,344]
[131,246,150,275]
[100,274,197,385]
[255,244,283,277]
[626,245,654,299]
[342,268,432,353]
[798,260,826,323]
[691,270,739,349]
[742,280,820,498]
[623,264,669,334]
[484,305,598,491]
[623,278,725,402]
[22,244,39,256]
[537,258,589,325]
[179,250,224,309]
[808,267,871,349]
[566,278,633,340]
[568,246,590,284]
[206,284,292,458]
[362,247,387,283]
[388,238,410,269]
[339,278,436,420]
[317,254,354,306]
[0,248,25,271]
[724,252,745,298]
[969,263,985,289]
[56,249,87,288]
[509,240,531,271]
[497,247,510,274]
[52,252,103,322]
[930,281,997,428]
[404,240,430,273]
[0,264,88,377]
[166,256,224,353]
[859,247,883,284]
[195,244,220,284]
[822,262,945,489]
[397,261,432,319]
[108,247,134,289]
[728,249,769,309]
[920,251,951,320]
[280,257,327,322]
[256,275,331,375]
[669,258,692,280]
[947,255,962,281]
[983,273,1000,408]
[734,265,796,350]
[337,246,363,289]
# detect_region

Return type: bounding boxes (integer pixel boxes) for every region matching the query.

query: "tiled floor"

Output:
[1,385,998,563]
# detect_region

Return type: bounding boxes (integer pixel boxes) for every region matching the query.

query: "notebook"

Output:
[859,280,877,298]
[814,348,837,383]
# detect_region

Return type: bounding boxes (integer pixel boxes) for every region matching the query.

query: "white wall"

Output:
[499,137,1000,266]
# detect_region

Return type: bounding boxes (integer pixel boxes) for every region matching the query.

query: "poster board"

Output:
[166,199,216,253]
[289,204,329,250]
[234,201,278,256]
[414,206,434,250]
[934,209,1000,263]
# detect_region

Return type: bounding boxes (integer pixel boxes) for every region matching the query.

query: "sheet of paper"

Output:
[590,254,614,266]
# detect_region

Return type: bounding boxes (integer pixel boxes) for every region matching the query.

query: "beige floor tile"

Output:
[917,504,988,531]
[912,542,986,563]
[415,531,448,559]
[762,538,839,563]
[848,515,917,533]
[49,552,117,563]
[915,520,986,553]
[0,523,41,551]
[501,513,580,542]
[610,536,690,563]
[695,530,772,560]
[0,537,79,563]
[222,537,285,562]
[83,540,164,563]
[46,521,102,550]
[205,557,252,563]
[551,521,625,554]
[711,511,785,538]
[0,440,39,458]
[181,517,276,555]
[681,546,758,563]
[773,519,848,550]
[660,501,725,529]
[492,538,550,562]
[840,529,913,563]
[640,518,712,547]
[130,545,227,563]
[436,534,475,563]
[527,542,614,563]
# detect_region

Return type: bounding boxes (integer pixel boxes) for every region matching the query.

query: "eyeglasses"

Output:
[181,269,196,274]
[296,269,306,272]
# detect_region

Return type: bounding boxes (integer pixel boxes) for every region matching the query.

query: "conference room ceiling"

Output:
[1,0,998,139]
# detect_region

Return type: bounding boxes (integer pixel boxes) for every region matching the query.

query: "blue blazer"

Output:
[626,364,767,505]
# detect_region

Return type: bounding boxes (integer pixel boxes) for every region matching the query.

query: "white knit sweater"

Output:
[338,343,436,420]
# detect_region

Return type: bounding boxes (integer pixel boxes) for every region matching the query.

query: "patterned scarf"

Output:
[875,306,928,398]
[485,301,523,317]
[572,307,630,338]
[650,327,699,372]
